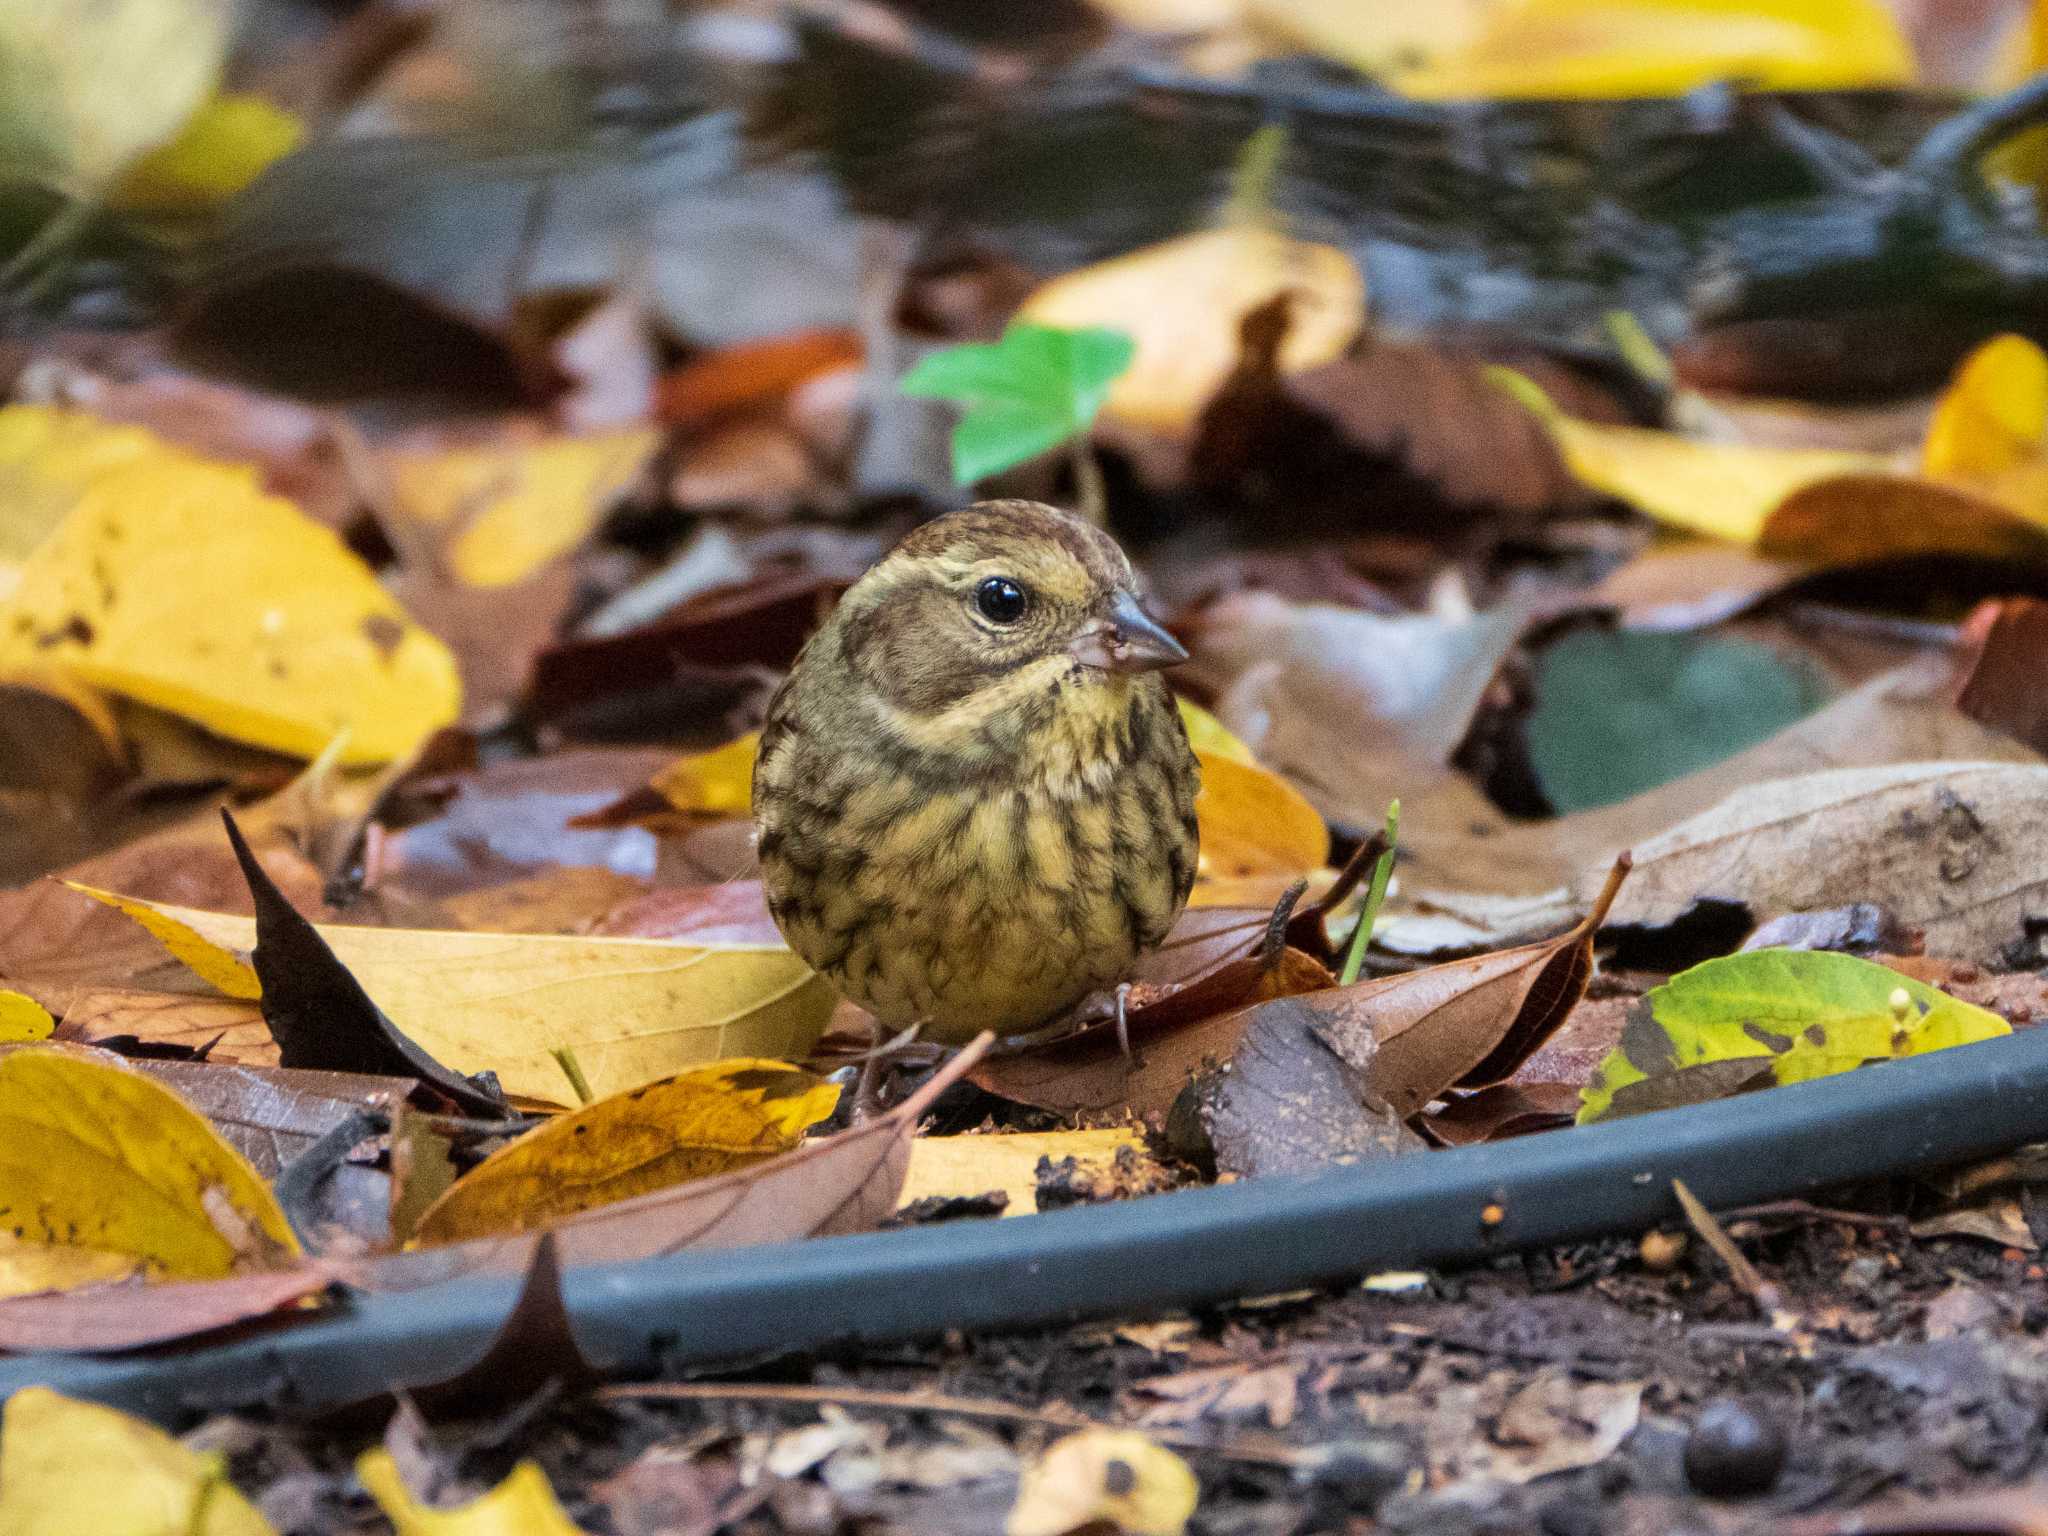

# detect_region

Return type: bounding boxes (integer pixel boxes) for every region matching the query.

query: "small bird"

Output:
[753,500,1199,1045]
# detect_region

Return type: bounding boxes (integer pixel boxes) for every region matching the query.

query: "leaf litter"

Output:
[13,3,2048,1528]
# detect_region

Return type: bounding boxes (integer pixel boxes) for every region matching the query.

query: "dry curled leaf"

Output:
[1319,857,1631,1118]
[362,1040,990,1284]
[412,1060,841,1244]
[1587,762,2048,963]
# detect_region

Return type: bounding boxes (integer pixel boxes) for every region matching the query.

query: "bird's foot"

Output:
[849,1024,929,1122]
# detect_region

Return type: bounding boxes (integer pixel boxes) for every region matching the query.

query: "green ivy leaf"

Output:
[1578,948,2009,1123]
[901,322,1134,485]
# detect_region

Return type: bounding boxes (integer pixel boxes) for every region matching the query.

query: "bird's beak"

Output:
[1069,590,1189,673]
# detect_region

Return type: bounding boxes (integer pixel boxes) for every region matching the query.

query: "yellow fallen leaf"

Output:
[1008,1429,1198,1536]
[0,408,158,562]
[386,425,662,589]
[0,0,230,194]
[100,898,838,1106]
[900,1127,1146,1217]
[0,406,461,764]
[1174,697,1255,764]
[1498,372,1884,544]
[1392,0,1915,99]
[0,1046,298,1283]
[0,990,55,1042]
[112,91,303,212]
[0,1388,275,1536]
[1195,752,1329,882]
[649,731,760,817]
[413,1058,841,1244]
[66,883,261,1000]
[1924,333,2048,482]
[0,1230,139,1299]
[1017,227,1364,430]
[358,1450,589,1536]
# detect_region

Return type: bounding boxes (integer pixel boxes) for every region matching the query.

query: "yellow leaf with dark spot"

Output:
[66,883,260,999]
[0,1046,299,1280]
[412,1059,840,1244]
[0,1388,276,1536]
[650,731,760,817]
[0,1231,139,1300]
[0,990,55,1042]
[386,426,662,589]
[359,1450,589,1536]
[1008,1429,1198,1536]
[113,91,303,212]
[0,406,460,764]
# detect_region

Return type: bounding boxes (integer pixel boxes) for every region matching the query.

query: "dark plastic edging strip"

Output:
[11,1025,2048,1425]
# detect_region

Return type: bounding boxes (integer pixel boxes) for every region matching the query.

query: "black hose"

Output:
[12,1024,2048,1425]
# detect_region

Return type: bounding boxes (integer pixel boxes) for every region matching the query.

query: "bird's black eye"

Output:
[975,577,1029,624]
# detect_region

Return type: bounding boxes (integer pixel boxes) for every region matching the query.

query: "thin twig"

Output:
[597,1381,1305,1466]
[1672,1179,1801,1333]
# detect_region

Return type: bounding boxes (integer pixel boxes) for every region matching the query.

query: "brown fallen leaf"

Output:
[1182,587,1530,829]
[357,1038,991,1285]
[0,1263,339,1354]
[135,1060,415,1177]
[1421,1083,1582,1147]
[1953,596,2048,758]
[1585,761,2048,964]
[1320,857,1631,1119]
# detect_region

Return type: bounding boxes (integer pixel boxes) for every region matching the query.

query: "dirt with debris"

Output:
[204,1189,2048,1535]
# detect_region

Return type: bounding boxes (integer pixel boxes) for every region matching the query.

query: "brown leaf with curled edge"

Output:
[1953,596,2048,758]
[0,1262,340,1354]
[1420,1083,1581,1147]
[354,1037,991,1288]
[1321,857,1632,1119]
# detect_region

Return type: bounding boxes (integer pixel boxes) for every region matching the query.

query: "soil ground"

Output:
[213,1185,2048,1535]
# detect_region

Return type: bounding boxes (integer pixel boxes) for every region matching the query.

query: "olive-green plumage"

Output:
[752,500,1199,1043]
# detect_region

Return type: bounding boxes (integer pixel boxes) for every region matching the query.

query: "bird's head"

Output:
[830,501,1185,728]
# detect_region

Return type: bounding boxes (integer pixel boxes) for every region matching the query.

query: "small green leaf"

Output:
[1578,949,2008,1123]
[901,322,1134,486]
